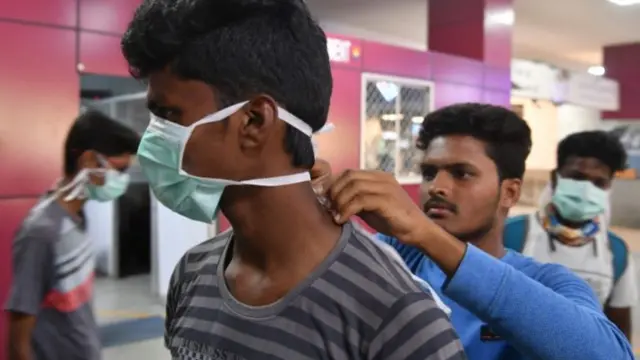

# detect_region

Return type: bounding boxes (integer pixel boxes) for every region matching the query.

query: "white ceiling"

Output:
[306,0,640,72]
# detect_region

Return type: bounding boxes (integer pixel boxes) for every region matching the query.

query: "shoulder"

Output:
[368,291,463,359]
[14,202,66,246]
[507,251,600,301]
[170,230,231,288]
[342,223,429,302]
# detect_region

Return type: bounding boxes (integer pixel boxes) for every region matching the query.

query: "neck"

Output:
[220,182,342,271]
[55,177,86,216]
[467,217,506,258]
[548,204,587,229]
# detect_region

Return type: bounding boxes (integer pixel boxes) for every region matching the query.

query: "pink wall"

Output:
[0,1,511,354]
[0,1,136,356]
[603,43,640,120]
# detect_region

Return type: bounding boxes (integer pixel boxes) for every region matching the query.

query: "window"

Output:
[361,74,434,184]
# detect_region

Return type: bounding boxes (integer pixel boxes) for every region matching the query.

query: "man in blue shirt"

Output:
[313,103,633,359]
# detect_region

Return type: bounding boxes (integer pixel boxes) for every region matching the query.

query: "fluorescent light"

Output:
[588,65,605,76]
[381,113,403,121]
[607,0,640,6]
[382,131,398,140]
[486,10,515,26]
[411,116,423,124]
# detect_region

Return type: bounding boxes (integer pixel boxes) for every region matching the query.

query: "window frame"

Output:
[360,73,435,185]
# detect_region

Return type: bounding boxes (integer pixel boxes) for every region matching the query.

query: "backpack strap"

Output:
[607,231,629,284]
[504,214,530,253]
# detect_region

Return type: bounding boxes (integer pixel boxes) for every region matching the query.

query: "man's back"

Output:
[165,221,465,360]
[5,198,100,360]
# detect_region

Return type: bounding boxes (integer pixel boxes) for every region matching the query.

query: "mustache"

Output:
[423,195,457,214]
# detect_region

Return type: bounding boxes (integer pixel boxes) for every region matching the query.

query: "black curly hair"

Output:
[120,0,332,169]
[64,110,140,176]
[417,103,532,180]
[557,131,627,176]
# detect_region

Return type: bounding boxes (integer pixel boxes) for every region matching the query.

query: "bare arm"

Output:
[7,312,36,360]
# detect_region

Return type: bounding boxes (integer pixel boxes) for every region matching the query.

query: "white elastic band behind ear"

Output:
[278,108,313,136]
[316,122,335,134]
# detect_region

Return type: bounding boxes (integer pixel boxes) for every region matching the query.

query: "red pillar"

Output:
[603,43,640,119]
[428,0,514,68]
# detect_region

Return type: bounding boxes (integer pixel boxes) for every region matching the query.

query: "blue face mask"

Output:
[137,101,333,223]
[551,176,609,222]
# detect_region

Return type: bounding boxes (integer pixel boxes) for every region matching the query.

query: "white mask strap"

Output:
[316,122,335,134]
[238,172,311,187]
[188,101,314,136]
[62,169,90,201]
[189,102,249,130]
[277,108,312,136]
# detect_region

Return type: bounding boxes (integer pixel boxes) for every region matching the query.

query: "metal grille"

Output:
[363,76,432,181]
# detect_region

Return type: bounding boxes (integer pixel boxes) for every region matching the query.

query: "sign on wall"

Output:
[511,59,620,112]
[564,73,619,112]
[511,59,557,100]
[327,37,361,64]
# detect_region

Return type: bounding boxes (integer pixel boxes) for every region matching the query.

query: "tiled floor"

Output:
[97,206,640,359]
[95,275,164,326]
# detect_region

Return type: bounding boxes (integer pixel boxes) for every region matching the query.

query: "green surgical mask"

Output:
[85,168,130,202]
[551,176,608,222]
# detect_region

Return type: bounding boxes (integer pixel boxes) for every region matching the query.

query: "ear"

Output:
[500,178,521,209]
[77,150,98,172]
[77,150,106,186]
[237,95,279,152]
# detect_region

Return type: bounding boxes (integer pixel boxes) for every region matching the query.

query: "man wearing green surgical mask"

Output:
[505,130,637,340]
[5,110,140,360]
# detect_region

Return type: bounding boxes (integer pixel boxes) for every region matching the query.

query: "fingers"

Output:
[328,170,396,223]
[310,159,332,180]
[329,169,395,200]
[310,159,333,195]
[331,179,385,217]
[333,192,390,224]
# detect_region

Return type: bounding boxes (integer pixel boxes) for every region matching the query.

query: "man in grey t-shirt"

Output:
[5,111,139,360]
[166,222,464,360]
[121,0,465,358]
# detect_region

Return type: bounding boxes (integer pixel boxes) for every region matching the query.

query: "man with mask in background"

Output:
[505,130,638,339]
[311,103,634,359]
[5,110,140,360]
[121,0,465,359]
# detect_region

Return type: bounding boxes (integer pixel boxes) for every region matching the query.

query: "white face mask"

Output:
[137,101,333,223]
[34,160,131,212]
[539,182,612,224]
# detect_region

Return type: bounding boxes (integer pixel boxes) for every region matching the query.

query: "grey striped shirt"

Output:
[165,221,466,360]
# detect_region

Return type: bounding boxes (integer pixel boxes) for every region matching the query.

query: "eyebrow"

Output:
[421,162,474,169]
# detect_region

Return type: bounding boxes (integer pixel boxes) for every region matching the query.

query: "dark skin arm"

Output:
[311,161,467,274]
[326,169,467,274]
[7,312,36,360]
[604,306,632,340]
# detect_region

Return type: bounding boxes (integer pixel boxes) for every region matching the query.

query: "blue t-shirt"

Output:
[376,234,634,360]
